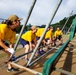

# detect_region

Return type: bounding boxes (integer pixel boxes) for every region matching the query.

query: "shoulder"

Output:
[26,30,32,34]
[46,30,50,33]
[55,30,57,33]
[0,24,7,28]
[0,24,8,31]
[60,30,62,32]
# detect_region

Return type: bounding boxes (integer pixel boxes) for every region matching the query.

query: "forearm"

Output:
[0,39,15,55]
[0,39,8,49]
[9,43,14,48]
[34,39,37,45]
[29,42,32,49]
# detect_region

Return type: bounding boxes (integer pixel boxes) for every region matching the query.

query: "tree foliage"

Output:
[15,14,76,33]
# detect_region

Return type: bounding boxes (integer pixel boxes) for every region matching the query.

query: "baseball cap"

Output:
[8,14,22,21]
[50,26,53,29]
[31,25,37,30]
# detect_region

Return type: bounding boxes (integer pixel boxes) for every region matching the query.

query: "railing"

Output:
[42,17,76,75]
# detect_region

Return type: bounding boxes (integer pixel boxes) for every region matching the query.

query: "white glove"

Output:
[30,48,32,51]
[7,48,15,55]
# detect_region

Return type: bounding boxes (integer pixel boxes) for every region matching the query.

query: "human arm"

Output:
[0,39,8,50]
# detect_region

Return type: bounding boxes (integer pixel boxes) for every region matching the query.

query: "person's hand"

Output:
[7,48,15,55]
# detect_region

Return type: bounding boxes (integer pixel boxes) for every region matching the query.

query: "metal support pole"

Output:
[62,10,73,32]
[28,44,60,67]
[55,68,75,75]
[27,0,63,66]
[11,62,42,75]
[0,18,6,20]
[14,0,37,51]
[66,24,72,34]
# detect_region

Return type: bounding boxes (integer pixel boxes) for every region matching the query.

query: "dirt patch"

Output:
[0,35,76,75]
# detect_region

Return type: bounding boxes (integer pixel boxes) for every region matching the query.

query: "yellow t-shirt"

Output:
[36,28,44,37]
[45,30,53,39]
[54,30,62,37]
[0,24,16,44]
[21,30,36,42]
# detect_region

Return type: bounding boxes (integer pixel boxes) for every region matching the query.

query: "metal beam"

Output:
[11,62,42,75]
[0,18,6,20]
[62,10,73,32]
[27,0,63,67]
[14,0,37,51]
[28,44,60,67]
[55,68,75,75]
[13,43,55,62]
[42,39,70,75]
[42,17,76,75]
[69,17,76,40]
[66,23,72,34]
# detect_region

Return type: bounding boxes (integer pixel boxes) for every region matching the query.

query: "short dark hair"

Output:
[5,20,12,25]
[1,20,6,24]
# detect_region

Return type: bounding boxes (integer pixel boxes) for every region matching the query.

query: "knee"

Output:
[24,45,30,50]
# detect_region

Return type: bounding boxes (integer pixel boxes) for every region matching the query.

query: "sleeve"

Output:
[36,29,39,37]
[0,28,6,40]
[28,32,32,42]
[60,31,63,35]
[50,32,52,38]
[54,31,57,37]
[34,34,36,42]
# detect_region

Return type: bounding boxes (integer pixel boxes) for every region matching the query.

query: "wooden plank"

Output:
[11,62,42,75]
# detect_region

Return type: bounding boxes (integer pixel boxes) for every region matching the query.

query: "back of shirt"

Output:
[0,24,16,44]
[54,30,62,37]
[45,30,53,39]
[21,30,36,42]
[36,28,45,37]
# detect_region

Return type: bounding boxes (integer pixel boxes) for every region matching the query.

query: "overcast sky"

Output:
[0,0,76,26]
